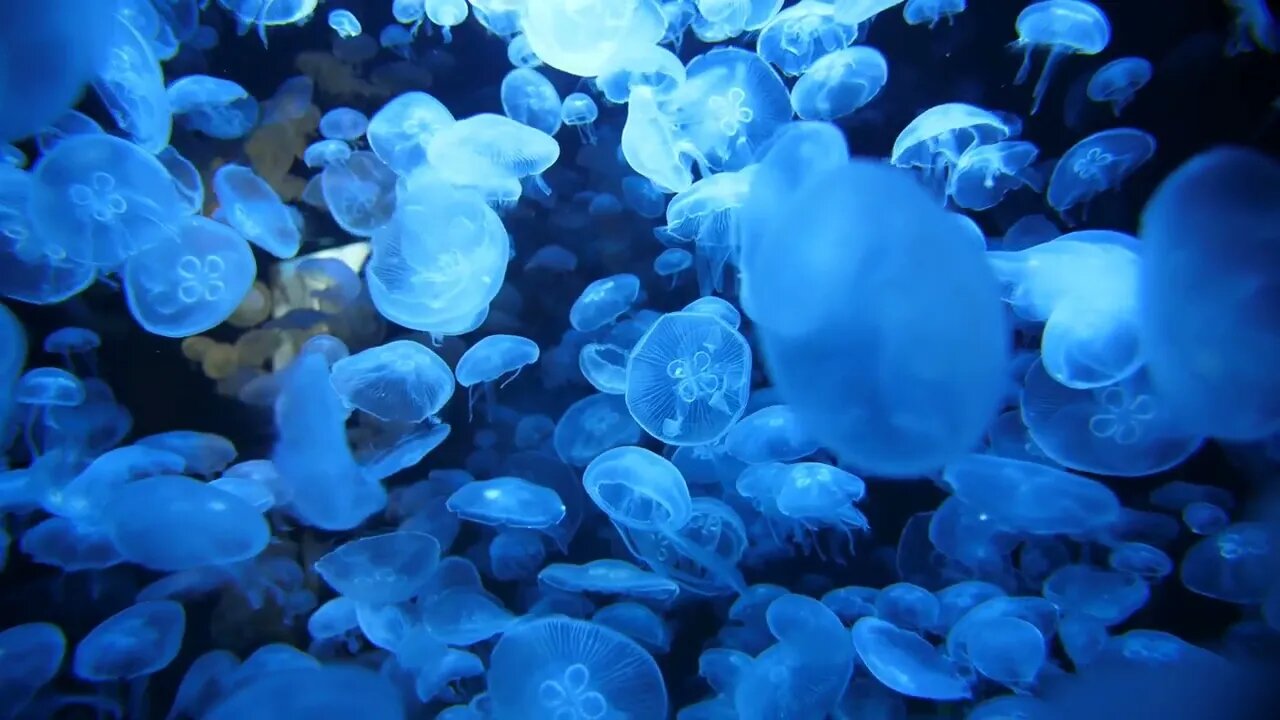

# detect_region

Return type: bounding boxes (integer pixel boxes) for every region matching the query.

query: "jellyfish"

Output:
[521,0,664,78]
[319,107,370,141]
[889,103,1013,192]
[1109,542,1173,579]
[487,529,546,581]
[211,164,301,260]
[15,367,84,454]
[500,68,563,136]
[446,476,567,529]
[941,453,1120,535]
[574,343,625,396]
[790,46,887,121]
[658,168,754,294]
[833,0,906,24]
[94,9,172,153]
[43,327,101,375]
[166,75,258,139]
[619,176,666,220]
[596,44,686,105]
[724,405,820,464]
[1043,564,1151,625]
[329,340,455,423]
[20,516,122,571]
[757,1,860,76]
[539,559,681,602]
[455,334,539,416]
[947,141,1043,210]
[653,248,693,287]
[903,0,966,27]
[427,113,561,194]
[424,0,470,43]
[1149,480,1235,513]
[205,665,402,720]
[366,91,456,175]
[1225,0,1279,55]
[73,601,185,705]
[507,33,542,67]
[850,617,971,700]
[0,167,97,305]
[1012,0,1111,114]
[1021,359,1204,477]
[593,603,670,654]
[1183,502,1230,536]
[583,445,693,531]
[1179,522,1277,604]
[1047,128,1155,220]
[557,92,600,145]
[1086,57,1152,116]
[1138,147,1280,441]
[964,615,1046,688]
[314,531,441,605]
[570,274,641,332]
[0,623,66,717]
[524,244,578,273]
[320,151,397,237]
[303,139,353,169]
[132,431,235,476]
[155,147,204,216]
[621,85,705,194]
[327,9,362,38]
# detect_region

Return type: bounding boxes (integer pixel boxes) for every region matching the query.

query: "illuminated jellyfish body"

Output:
[594,603,670,654]
[165,75,257,140]
[1086,57,1152,116]
[314,531,440,605]
[987,230,1143,388]
[683,296,741,330]
[773,462,869,550]
[658,168,753,294]
[0,623,65,716]
[456,334,540,415]
[1109,542,1173,579]
[616,496,748,595]
[123,216,256,338]
[584,446,692,530]
[1045,564,1150,626]
[963,615,1046,688]
[205,666,400,720]
[319,107,370,141]
[757,1,859,77]
[947,141,1042,211]
[1225,0,1279,55]
[1012,0,1111,114]
[903,0,967,28]
[1047,128,1155,220]
[570,274,641,332]
[329,340,455,423]
[218,0,321,46]
[621,85,704,193]
[733,595,853,719]
[328,9,362,38]
[94,8,172,153]
[653,248,693,286]
[688,0,748,42]
[596,45,686,104]
[380,24,413,58]
[1139,147,1280,440]
[875,583,940,632]
[1180,522,1278,603]
[554,393,643,467]
[500,68,563,136]
[1021,358,1203,477]
[561,93,600,144]
[366,177,509,334]
[521,0,663,78]
[427,113,561,197]
[507,34,541,68]
[741,142,1006,476]
[73,600,184,683]
[671,47,792,171]
[212,164,301,259]
[579,342,629,395]
[35,110,104,154]
[321,151,397,237]
[539,559,680,601]
[488,616,667,720]
[851,617,971,700]
[941,454,1120,535]
[833,0,905,24]
[157,147,204,215]
[890,103,1012,193]
[29,134,182,269]
[624,311,751,446]
[790,46,887,121]
[0,167,95,305]
[425,0,469,43]
[303,139,352,169]
[366,91,456,176]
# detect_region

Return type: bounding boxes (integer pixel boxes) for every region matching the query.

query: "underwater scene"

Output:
[2,0,1280,718]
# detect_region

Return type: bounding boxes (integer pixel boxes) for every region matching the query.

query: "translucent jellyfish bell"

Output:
[303,139,353,169]
[850,617,971,700]
[425,0,470,43]
[320,151,397,237]
[941,453,1120,535]
[0,167,95,305]
[521,0,665,78]
[94,9,172,153]
[328,9,362,38]
[166,75,258,140]
[624,311,751,446]
[659,168,754,294]
[1012,0,1111,114]
[456,334,540,415]
[890,103,1012,190]
[1086,57,1153,116]
[1047,128,1155,220]
[621,86,703,193]
[584,446,693,531]
[561,93,600,144]
[833,0,905,25]
[757,1,860,77]
[319,107,370,141]
[570,274,641,332]
[903,0,967,28]
[16,367,84,407]
[446,476,566,529]
[0,623,65,715]
[427,113,561,191]
[790,46,888,121]
[724,405,821,463]
[212,164,301,259]
[596,44,687,104]
[500,68,563,136]
[314,531,441,605]
[1225,0,1279,55]
[329,340,455,423]
[366,91,456,176]
[73,601,185,681]
[539,559,681,601]
[947,141,1042,211]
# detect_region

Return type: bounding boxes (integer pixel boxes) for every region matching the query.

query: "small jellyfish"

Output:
[621,176,667,219]
[890,103,1013,191]
[427,113,561,193]
[1012,0,1111,114]
[500,68,563,136]
[594,602,670,654]
[724,405,820,464]
[539,559,681,602]
[328,9,363,38]
[653,247,693,286]
[790,46,888,121]
[903,0,966,27]
[578,343,628,395]
[850,617,971,700]
[1183,502,1230,536]
[875,583,940,632]
[658,168,754,294]
[425,0,470,43]
[93,9,172,153]
[524,244,578,273]
[1086,57,1153,115]
[328,339,455,423]
[1047,128,1155,220]
[314,531,441,605]
[319,107,370,141]
[757,1,860,77]
[584,446,693,531]
[553,393,643,466]
[1109,542,1173,579]
[455,334,540,416]
[570,274,641,332]
[157,146,204,216]
[947,141,1043,211]
[166,75,258,140]
[366,91,456,175]
[303,139,353,169]
[43,327,101,374]
[507,33,542,67]
[212,164,301,259]
[446,476,567,529]
[73,601,185,681]
[560,93,600,144]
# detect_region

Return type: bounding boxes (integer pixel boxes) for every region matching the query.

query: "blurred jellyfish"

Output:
[833,0,905,24]
[554,392,643,466]
[447,476,566,529]
[596,44,686,104]
[1225,0,1279,55]
[328,9,362,38]
[303,139,353,169]
[0,167,96,305]
[851,617,971,700]
[903,0,966,27]
[659,167,753,294]
[1047,128,1155,220]
[561,93,600,144]
[653,248,693,286]
[0,623,65,717]
[521,0,664,78]
[156,147,204,215]
[1012,0,1111,114]
[94,9,172,153]
[425,0,470,43]
[757,1,859,76]
[212,164,301,259]
[314,531,441,604]
[942,454,1120,535]
[500,68,563,136]
[790,46,887,121]
[507,34,541,67]
[73,601,185,682]
[1086,57,1153,116]
[166,75,259,140]
[319,107,370,141]
[724,405,820,464]
[35,110,104,155]
[539,559,681,601]
[947,141,1042,210]
[321,151,397,237]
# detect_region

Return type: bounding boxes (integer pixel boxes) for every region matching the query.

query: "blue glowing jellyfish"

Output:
[1086,57,1153,116]
[366,91,456,175]
[166,75,258,140]
[561,92,600,144]
[319,107,370,141]
[942,453,1120,535]
[672,47,792,171]
[757,1,860,77]
[1012,0,1110,113]
[94,9,173,153]
[521,0,664,78]
[947,141,1042,211]
[328,9,362,38]
[212,163,301,259]
[500,68,563,136]
[329,339,455,423]
[539,559,681,601]
[314,531,441,605]
[320,151,397,237]
[570,274,641,332]
[851,617,971,700]
[72,600,185,681]
[446,476,566,529]
[1047,128,1155,220]
[790,46,887,121]
[584,445,692,530]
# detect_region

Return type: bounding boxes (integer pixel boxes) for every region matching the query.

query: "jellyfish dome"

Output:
[1047,128,1155,219]
[584,446,693,531]
[520,0,664,78]
[570,274,642,332]
[1086,57,1153,115]
[212,164,302,259]
[757,1,860,77]
[456,335,540,388]
[500,68,563,137]
[890,103,1013,186]
[790,46,888,121]
[366,92,456,176]
[72,601,185,681]
[166,75,259,140]
[328,340,456,423]
[1012,0,1111,113]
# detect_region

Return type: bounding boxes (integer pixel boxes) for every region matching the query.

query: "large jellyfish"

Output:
[0,167,96,305]
[941,454,1120,535]
[1011,0,1111,114]
[757,1,860,77]
[427,113,561,195]
[890,103,1013,193]
[790,46,888,121]
[584,445,693,530]
[94,8,173,153]
[329,340,455,423]
[320,151,398,237]
[212,164,302,259]
[520,0,664,78]
[314,531,441,605]
[850,617,971,700]
[166,75,258,139]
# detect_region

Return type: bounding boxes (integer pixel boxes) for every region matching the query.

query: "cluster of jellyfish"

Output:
[2,0,1280,719]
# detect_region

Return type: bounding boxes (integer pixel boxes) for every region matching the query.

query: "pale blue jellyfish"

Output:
[314,531,441,605]
[328,339,455,423]
[427,113,561,193]
[1183,502,1230,536]
[873,583,938,632]
[624,311,751,446]
[682,296,741,330]
[1044,564,1150,625]
[659,167,754,294]
[319,107,370,141]
[833,0,905,25]
[43,327,100,374]
[903,0,966,27]
[1086,57,1152,115]
[578,343,628,395]
[212,164,301,259]
[446,476,567,528]
[94,9,173,153]
[303,139,353,169]
[0,623,65,716]
[539,559,681,601]
[366,91,456,175]
[507,34,541,67]
[621,176,667,219]
[73,601,185,681]
[890,103,1013,190]
[621,86,704,193]
[0,167,96,305]
[1020,359,1203,477]
[596,45,686,104]
[1139,147,1280,440]
[570,274,641,331]
[724,405,820,463]
[35,110,104,155]
[947,141,1043,210]
[521,0,665,78]
[1109,542,1173,579]
[219,0,322,46]
[29,134,183,268]
[328,9,362,38]
[790,46,888,121]
[1179,522,1277,604]
[380,24,414,58]
[1225,0,1279,55]
[20,516,121,571]
[561,93,600,144]
[850,617,971,700]
[584,446,692,530]
[166,75,258,139]
[123,216,257,338]
[941,454,1120,535]
[500,68,563,136]
[653,247,693,284]
[489,529,546,581]
[157,146,204,215]
[320,151,397,237]
[1047,128,1155,219]
[594,602,670,654]
[425,0,470,43]
[964,615,1046,688]
[946,596,1059,671]
[1149,480,1234,513]
[757,1,859,77]
[1012,0,1111,114]
[773,462,870,548]
[456,334,539,408]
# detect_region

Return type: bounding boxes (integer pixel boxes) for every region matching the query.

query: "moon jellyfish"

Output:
[156,147,204,215]
[205,665,401,720]
[94,9,172,153]
[524,244,578,273]
[328,9,362,38]
[488,616,668,720]
[1139,147,1280,440]
[890,103,1013,191]
[1183,502,1230,536]
[561,93,600,144]
[851,617,971,700]
[658,168,754,294]
[319,107,370,141]
[584,446,692,531]
[903,0,967,27]
[624,311,750,446]
[947,141,1042,211]
[621,85,705,194]
[941,454,1120,535]
[653,248,693,284]
[521,0,663,78]
[1179,522,1278,604]
[1044,564,1150,625]
[539,559,681,601]
[507,33,541,67]
[212,164,301,259]
[500,68,563,136]
[757,1,859,77]
[596,45,686,104]
[1109,542,1173,579]
[1012,0,1111,114]
[314,531,441,605]
[329,340,455,423]
[427,113,561,194]
[790,46,887,121]
[965,616,1046,688]
[456,334,539,415]
[570,274,641,332]
[0,167,96,305]
[0,622,65,716]
[447,477,566,529]
[166,75,258,140]
[303,139,352,169]
[321,151,397,237]
[1047,128,1155,220]
[73,601,184,681]
[594,603,671,653]
[425,0,470,43]
[366,92,456,175]
[1021,359,1203,477]
[1086,57,1152,115]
